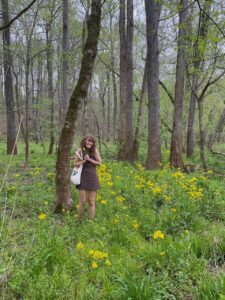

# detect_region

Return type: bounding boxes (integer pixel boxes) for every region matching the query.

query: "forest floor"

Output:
[0,142,225,299]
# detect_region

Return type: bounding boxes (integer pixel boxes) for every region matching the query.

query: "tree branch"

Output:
[159,80,174,104]
[196,0,225,38]
[199,69,225,100]
[0,0,37,31]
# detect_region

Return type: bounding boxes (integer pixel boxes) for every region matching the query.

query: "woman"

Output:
[74,134,101,222]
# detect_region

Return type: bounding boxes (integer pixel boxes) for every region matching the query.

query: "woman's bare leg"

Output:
[78,190,86,220]
[88,191,96,220]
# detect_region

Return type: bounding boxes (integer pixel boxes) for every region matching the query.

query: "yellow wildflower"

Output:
[115,196,125,203]
[38,212,46,220]
[164,195,171,202]
[160,251,165,256]
[76,242,84,251]
[89,249,95,255]
[92,261,98,269]
[151,186,162,194]
[93,250,108,260]
[100,200,107,205]
[153,230,165,240]
[172,172,185,179]
[170,208,177,213]
[105,259,112,266]
[132,221,140,229]
[135,184,145,190]
[147,180,154,188]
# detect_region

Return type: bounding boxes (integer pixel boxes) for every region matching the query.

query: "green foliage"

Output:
[0,142,225,299]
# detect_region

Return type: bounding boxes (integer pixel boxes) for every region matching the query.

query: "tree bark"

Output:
[118,0,134,162]
[46,25,55,155]
[14,69,26,142]
[24,56,30,168]
[198,99,207,170]
[208,107,225,149]
[2,0,18,155]
[133,63,147,160]
[55,0,102,213]
[108,3,118,141]
[186,0,211,157]
[83,98,90,135]
[24,6,39,168]
[187,73,198,157]
[62,0,69,120]
[106,71,111,141]
[170,0,188,169]
[145,0,162,169]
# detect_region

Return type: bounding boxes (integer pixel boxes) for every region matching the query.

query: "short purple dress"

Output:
[76,153,100,191]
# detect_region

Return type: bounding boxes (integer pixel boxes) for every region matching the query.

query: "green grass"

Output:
[0,142,225,299]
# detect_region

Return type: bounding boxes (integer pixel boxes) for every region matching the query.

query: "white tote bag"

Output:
[71,150,83,185]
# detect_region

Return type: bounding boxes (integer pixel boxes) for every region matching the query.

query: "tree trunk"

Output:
[55,0,102,213]
[106,71,111,141]
[133,62,147,160]
[14,70,26,142]
[187,73,198,157]
[2,0,18,155]
[99,79,107,139]
[109,4,118,141]
[170,0,188,169]
[62,0,69,120]
[34,58,42,144]
[24,58,30,168]
[24,8,38,167]
[198,99,207,170]
[118,0,134,162]
[186,0,211,157]
[46,25,55,155]
[31,61,36,142]
[145,0,162,169]
[83,98,90,135]
[208,107,225,149]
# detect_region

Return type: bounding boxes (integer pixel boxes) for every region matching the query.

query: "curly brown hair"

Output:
[80,134,96,155]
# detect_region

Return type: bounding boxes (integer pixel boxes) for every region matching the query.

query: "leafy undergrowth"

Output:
[0,152,225,299]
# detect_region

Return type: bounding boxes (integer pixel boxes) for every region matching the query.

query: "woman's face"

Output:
[85,138,94,149]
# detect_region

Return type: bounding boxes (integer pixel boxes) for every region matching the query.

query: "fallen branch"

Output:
[209,147,225,156]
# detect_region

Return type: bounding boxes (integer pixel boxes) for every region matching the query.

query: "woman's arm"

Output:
[84,148,101,166]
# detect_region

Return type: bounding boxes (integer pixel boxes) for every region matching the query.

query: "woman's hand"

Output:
[84,154,90,161]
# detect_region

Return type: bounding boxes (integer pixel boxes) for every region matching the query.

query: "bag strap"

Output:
[76,149,83,160]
